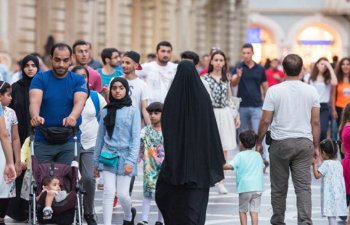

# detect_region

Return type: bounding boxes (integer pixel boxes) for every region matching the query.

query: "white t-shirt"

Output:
[263,80,320,141]
[136,61,177,103]
[127,77,150,112]
[310,80,331,103]
[80,93,107,149]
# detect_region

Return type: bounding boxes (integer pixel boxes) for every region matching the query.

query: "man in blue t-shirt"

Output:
[231,43,268,134]
[30,43,88,165]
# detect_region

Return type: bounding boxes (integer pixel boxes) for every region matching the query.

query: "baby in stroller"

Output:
[36,176,68,220]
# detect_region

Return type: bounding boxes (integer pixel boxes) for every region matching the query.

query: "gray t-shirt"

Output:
[263,80,320,141]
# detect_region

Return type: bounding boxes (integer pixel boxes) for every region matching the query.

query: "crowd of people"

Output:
[0,39,349,225]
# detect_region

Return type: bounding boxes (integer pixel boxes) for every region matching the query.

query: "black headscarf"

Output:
[160,60,225,188]
[19,54,39,86]
[9,54,39,145]
[103,77,132,138]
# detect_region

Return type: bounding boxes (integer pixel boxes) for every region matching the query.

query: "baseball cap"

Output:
[124,51,142,70]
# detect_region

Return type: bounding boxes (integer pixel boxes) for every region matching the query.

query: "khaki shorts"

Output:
[239,192,262,213]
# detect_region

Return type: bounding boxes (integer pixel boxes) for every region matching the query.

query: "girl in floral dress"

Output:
[0,81,22,225]
[137,102,164,225]
[312,139,347,225]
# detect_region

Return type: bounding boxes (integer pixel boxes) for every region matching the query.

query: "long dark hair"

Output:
[71,66,90,97]
[335,57,350,83]
[208,50,228,82]
[310,57,331,84]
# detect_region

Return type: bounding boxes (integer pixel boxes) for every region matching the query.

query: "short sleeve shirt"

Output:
[263,80,320,141]
[231,62,266,107]
[229,150,264,193]
[30,70,88,142]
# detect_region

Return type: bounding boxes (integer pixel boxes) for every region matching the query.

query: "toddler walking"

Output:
[313,139,347,225]
[137,102,164,225]
[224,130,264,225]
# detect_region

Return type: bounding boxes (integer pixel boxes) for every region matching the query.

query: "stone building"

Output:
[249,0,350,65]
[0,0,248,67]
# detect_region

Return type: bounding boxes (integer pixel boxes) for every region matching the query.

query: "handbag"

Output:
[98,151,119,167]
[38,125,74,144]
[226,81,241,118]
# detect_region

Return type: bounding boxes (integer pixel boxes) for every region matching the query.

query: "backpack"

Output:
[90,90,100,120]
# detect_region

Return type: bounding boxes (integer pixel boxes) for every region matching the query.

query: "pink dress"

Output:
[341,125,350,195]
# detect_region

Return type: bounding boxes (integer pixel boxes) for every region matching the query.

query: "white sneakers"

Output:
[217,183,228,194]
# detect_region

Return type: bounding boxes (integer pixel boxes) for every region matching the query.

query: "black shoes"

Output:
[123,207,137,225]
[84,214,97,225]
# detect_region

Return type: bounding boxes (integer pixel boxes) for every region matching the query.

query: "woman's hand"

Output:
[235,114,241,129]
[93,167,100,178]
[124,164,133,175]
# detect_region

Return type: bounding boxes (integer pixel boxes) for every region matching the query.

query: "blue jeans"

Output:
[239,107,268,159]
[239,107,262,133]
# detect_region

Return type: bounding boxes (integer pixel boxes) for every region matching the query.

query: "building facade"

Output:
[249,0,350,65]
[0,0,248,67]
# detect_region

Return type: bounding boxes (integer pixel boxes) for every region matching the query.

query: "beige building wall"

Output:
[0,0,248,66]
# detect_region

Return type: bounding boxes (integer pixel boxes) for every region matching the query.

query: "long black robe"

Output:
[156,60,225,225]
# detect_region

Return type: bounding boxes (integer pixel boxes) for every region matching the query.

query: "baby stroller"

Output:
[28,133,83,225]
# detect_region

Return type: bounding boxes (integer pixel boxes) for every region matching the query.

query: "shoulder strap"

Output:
[90,90,100,118]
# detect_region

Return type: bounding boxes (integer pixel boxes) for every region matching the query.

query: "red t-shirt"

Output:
[199,67,208,76]
[265,68,285,87]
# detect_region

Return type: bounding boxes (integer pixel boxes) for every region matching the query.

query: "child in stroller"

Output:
[36,176,68,220]
[28,135,83,225]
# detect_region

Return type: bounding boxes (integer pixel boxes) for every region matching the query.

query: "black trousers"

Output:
[155,176,209,225]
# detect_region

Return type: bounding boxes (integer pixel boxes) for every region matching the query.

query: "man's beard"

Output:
[53,67,68,77]
[158,58,169,65]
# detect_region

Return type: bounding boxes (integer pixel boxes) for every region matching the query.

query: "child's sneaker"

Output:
[137,221,148,225]
[155,222,163,225]
[42,207,53,220]
[218,183,228,194]
[113,195,118,208]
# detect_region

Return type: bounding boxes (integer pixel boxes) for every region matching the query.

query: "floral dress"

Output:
[318,160,348,216]
[140,126,164,198]
[0,106,18,198]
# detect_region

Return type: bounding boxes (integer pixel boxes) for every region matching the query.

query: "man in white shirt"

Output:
[256,54,320,225]
[122,51,151,125]
[136,41,177,103]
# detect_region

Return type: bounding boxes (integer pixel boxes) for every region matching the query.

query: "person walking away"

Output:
[155,60,225,225]
[256,54,320,225]
[312,139,347,225]
[223,130,264,225]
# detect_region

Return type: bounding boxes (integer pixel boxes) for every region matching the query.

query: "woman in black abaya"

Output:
[155,60,225,225]
[7,54,39,221]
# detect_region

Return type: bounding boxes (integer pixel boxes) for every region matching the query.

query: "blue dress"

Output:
[318,160,348,216]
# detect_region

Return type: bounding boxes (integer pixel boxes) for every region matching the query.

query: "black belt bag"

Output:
[38,125,75,144]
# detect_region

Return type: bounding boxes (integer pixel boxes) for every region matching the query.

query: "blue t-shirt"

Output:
[30,70,88,142]
[97,68,124,87]
[229,149,264,193]
[231,62,266,107]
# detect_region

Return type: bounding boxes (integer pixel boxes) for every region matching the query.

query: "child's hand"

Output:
[15,162,22,177]
[93,167,100,178]
[21,162,27,170]
[312,157,318,166]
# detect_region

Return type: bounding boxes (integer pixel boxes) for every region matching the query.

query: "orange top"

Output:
[336,82,350,108]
